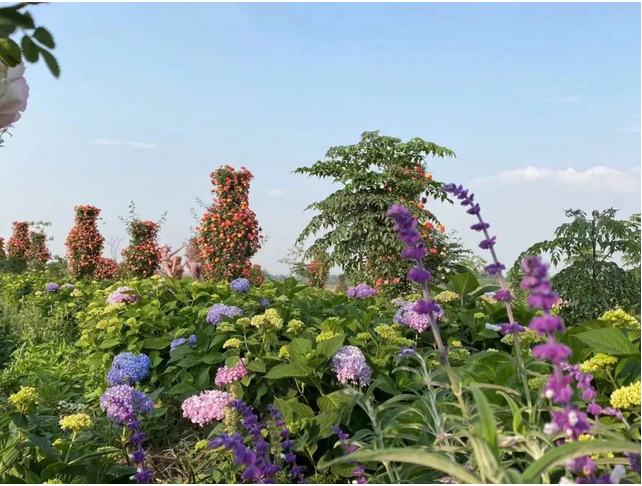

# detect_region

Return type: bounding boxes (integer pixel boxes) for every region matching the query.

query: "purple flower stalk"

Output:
[332,427,367,484]
[387,204,445,354]
[268,404,306,483]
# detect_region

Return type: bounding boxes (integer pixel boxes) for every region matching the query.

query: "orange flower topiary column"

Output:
[7,221,30,260]
[197,165,263,281]
[121,220,161,279]
[65,205,105,279]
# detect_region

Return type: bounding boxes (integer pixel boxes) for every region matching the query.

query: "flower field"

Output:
[0,196,640,484]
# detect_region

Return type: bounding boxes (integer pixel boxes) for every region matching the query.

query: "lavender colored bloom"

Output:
[566,456,597,476]
[543,374,574,404]
[107,353,151,386]
[408,267,431,283]
[206,303,242,325]
[484,262,505,275]
[259,298,270,308]
[396,347,417,362]
[171,335,197,351]
[466,204,482,215]
[100,385,153,425]
[494,289,512,302]
[529,315,566,336]
[401,245,426,260]
[346,284,376,299]
[548,406,591,440]
[331,346,372,386]
[532,342,572,364]
[395,302,430,332]
[106,286,140,306]
[332,427,367,484]
[479,236,497,249]
[268,404,306,482]
[497,323,525,335]
[628,453,640,474]
[230,278,251,294]
[586,402,602,416]
[471,222,490,231]
[45,282,60,292]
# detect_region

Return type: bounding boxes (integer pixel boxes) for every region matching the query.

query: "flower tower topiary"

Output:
[197,165,263,281]
[248,263,265,287]
[28,230,51,267]
[66,205,105,279]
[0,237,6,260]
[121,220,160,278]
[7,221,30,260]
[96,257,119,280]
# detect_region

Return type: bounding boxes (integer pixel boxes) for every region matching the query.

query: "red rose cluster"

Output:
[65,205,105,279]
[121,220,161,279]
[196,165,263,281]
[7,221,30,260]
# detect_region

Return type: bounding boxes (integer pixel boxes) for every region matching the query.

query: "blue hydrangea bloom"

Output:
[206,304,243,325]
[259,298,270,308]
[107,352,151,385]
[45,282,60,292]
[188,334,198,346]
[171,335,197,351]
[230,278,251,294]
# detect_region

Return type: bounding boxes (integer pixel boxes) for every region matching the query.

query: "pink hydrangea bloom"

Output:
[215,359,248,387]
[181,390,233,427]
[106,286,140,305]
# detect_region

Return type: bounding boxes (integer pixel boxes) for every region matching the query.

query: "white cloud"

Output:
[125,141,156,149]
[89,139,156,148]
[474,166,641,194]
[266,189,286,198]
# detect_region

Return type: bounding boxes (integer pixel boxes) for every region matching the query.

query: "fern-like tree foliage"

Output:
[513,208,641,322]
[295,131,458,287]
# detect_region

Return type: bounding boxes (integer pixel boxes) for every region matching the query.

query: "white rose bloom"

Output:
[0,63,29,129]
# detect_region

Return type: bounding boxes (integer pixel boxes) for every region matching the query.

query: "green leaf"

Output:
[195,366,211,389]
[33,27,55,48]
[313,409,342,438]
[318,389,356,412]
[24,433,61,460]
[289,338,313,362]
[0,8,35,29]
[0,37,21,66]
[471,386,499,461]
[289,401,315,419]
[246,359,266,373]
[39,47,60,78]
[0,18,16,37]
[20,35,38,63]
[576,328,637,355]
[448,272,479,296]
[265,362,310,380]
[273,397,294,423]
[68,447,121,465]
[167,382,198,396]
[316,334,345,358]
[142,337,171,350]
[324,448,480,484]
[99,338,120,349]
[522,440,640,483]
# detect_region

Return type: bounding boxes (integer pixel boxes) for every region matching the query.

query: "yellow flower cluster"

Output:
[610,381,641,409]
[286,319,304,334]
[250,309,283,330]
[8,386,38,410]
[502,329,547,346]
[600,309,640,329]
[223,338,242,349]
[374,325,398,340]
[195,439,209,452]
[579,353,618,373]
[355,332,371,342]
[528,375,549,389]
[434,290,459,303]
[278,345,290,359]
[448,339,470,365]
[316,331,338,343]
[59,413,93,432]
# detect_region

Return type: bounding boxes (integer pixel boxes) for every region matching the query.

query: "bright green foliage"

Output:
[295,131,462,288]
[513,208,641,321]
[0,3,59,76]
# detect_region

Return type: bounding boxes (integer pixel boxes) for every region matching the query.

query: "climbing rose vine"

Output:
[122,220,161,279]
[65,205,105,279]
[197,165,263,281]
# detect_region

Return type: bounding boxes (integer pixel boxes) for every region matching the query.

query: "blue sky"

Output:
[1,2,640,273]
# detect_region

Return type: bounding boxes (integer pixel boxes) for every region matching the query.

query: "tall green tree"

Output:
[295,131,457,288]
[513,208,641,322]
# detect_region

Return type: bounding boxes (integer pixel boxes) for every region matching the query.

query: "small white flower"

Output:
[567,411,578,426]
[543,422,559,435]
[485,323,502,332]
[559,477,576,484]
[0,63,29,129]
[544,389,555,399]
